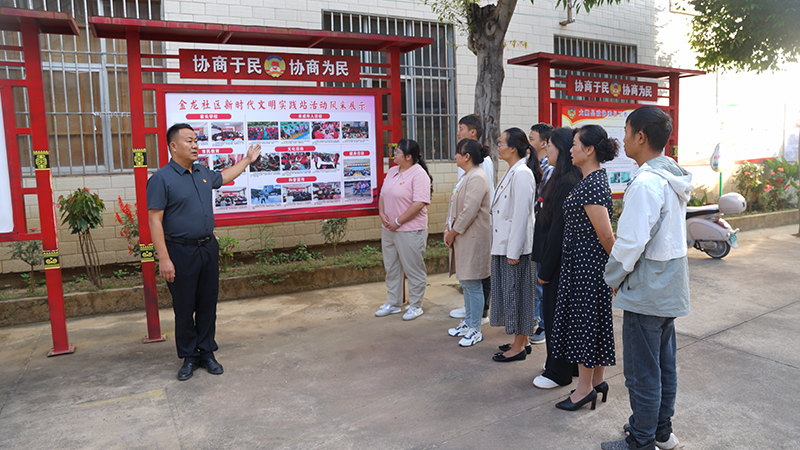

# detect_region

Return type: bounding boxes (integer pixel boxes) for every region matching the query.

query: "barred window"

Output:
[1,0,163,175]
[553,36,637,103]
[323,11,457,161]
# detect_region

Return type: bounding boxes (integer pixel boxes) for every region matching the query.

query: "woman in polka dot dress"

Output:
[550,124,619,411]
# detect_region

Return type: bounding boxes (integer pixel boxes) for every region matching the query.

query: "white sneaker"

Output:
[656,434,679,450]
[481,316,490,325]
[449,307,466,319]
[458,328,483,347]
[375,303,401,317]
[448,320,470,337]
[533,375,560,389]
[403,306,424,321]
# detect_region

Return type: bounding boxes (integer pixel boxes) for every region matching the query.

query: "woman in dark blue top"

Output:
[532,127,583,390]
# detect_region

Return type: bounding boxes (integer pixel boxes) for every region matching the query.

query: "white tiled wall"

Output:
[5,1,712,274]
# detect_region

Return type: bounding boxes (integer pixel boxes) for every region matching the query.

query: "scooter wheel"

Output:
[704,241,731,259]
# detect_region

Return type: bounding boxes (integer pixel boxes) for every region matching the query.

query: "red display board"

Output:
[179,49,361,83]
[89,17,432,342]
[566,75,658,101]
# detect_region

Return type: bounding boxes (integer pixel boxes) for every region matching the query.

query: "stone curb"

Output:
[0,255,449,328]
[725,209,799,232]
[3,208,798,328]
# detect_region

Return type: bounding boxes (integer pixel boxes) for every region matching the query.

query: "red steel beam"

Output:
[127,27,165,344]
[21,21,73,356]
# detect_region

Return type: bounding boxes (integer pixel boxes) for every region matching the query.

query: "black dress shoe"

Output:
[200,357,224,375]
[492,349,527,362]
[498,343,532,354]
[177,361,198,381]
[556,389,597,411]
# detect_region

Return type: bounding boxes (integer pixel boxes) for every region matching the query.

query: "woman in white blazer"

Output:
[490,128,542,362]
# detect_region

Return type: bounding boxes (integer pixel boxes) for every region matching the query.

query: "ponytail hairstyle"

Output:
[398,138,433,194]
[576,124,620,163]
[504,127,542,185]
[455,138,485,165]
[538,127,582,226]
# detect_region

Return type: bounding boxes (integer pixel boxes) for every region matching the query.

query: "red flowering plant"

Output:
[760,157,798,212]
[115,197,140,258]
[732,161,763,211]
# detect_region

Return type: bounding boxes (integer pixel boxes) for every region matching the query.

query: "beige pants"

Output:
[381,228,428,308]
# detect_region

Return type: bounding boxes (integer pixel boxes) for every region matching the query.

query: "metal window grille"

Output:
[322,10,457,161]
[553,36,637,103]
[0,0,163,176]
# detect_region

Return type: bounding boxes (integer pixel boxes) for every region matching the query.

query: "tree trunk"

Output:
[28,265,35,294]
[79,230,103,289]
[467,0,517,182]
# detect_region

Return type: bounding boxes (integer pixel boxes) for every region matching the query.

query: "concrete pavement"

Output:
[0,225,798,449]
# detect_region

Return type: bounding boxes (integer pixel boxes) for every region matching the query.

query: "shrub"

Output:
[217,234,239,272]
[320,218,349,256]
[7,228,43,293]
[57,188,105,289]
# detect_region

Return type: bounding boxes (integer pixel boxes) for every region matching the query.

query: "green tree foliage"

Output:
[688,0,800,72]
[423,0,624,180]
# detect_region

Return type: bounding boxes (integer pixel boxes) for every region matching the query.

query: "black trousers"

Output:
[541,268,576,385]
[166,238,220,362]
[481,276,491,318]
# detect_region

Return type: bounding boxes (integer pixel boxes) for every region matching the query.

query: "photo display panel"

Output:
[561,105,639,194]
[165,93,377,215]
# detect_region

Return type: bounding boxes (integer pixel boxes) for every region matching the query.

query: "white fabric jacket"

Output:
[604,156,694,317]
[490,158,535,259]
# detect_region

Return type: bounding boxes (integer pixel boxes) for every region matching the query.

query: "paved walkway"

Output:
[0,225,798,449]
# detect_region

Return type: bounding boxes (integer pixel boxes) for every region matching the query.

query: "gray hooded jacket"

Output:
[604,156,694,317]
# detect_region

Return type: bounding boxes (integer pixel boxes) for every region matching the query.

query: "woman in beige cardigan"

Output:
[444,139,492,347]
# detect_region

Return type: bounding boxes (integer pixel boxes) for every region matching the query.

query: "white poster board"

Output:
[562,105,639,194]
[165,93,377,214]
[0,95,15,233]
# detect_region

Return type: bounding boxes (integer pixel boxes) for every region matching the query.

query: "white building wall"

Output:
[11,0,741,274]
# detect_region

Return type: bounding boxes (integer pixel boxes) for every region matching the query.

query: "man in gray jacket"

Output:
[601,106,693,450]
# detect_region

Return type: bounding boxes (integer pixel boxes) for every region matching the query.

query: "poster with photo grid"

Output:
[166,93,377,214]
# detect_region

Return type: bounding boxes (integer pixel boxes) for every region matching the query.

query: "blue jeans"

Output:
[623,311,678,447]
[460,279,485,332]
[533,263,543,328]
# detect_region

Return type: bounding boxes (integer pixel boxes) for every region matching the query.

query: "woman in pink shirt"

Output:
[375,139,433,321]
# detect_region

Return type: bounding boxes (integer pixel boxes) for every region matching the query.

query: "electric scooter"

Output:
[686,192,747,259]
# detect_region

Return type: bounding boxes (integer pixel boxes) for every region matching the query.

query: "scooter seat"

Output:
[686,204,720,218]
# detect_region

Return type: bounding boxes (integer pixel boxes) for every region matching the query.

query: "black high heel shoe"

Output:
[555,389,597,411]
[571,381,609,403]
[498,343,532,354]
[593,381,609,403]
[492,349,527,362]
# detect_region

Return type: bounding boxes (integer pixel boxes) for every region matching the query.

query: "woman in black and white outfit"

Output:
[490,127,542,362]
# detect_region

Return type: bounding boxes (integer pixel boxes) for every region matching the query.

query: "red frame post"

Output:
[126,27,165,343]
[21,21,74,356]
[388,47,403,145]
[667,73,680,160]
[537,60,551,125]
